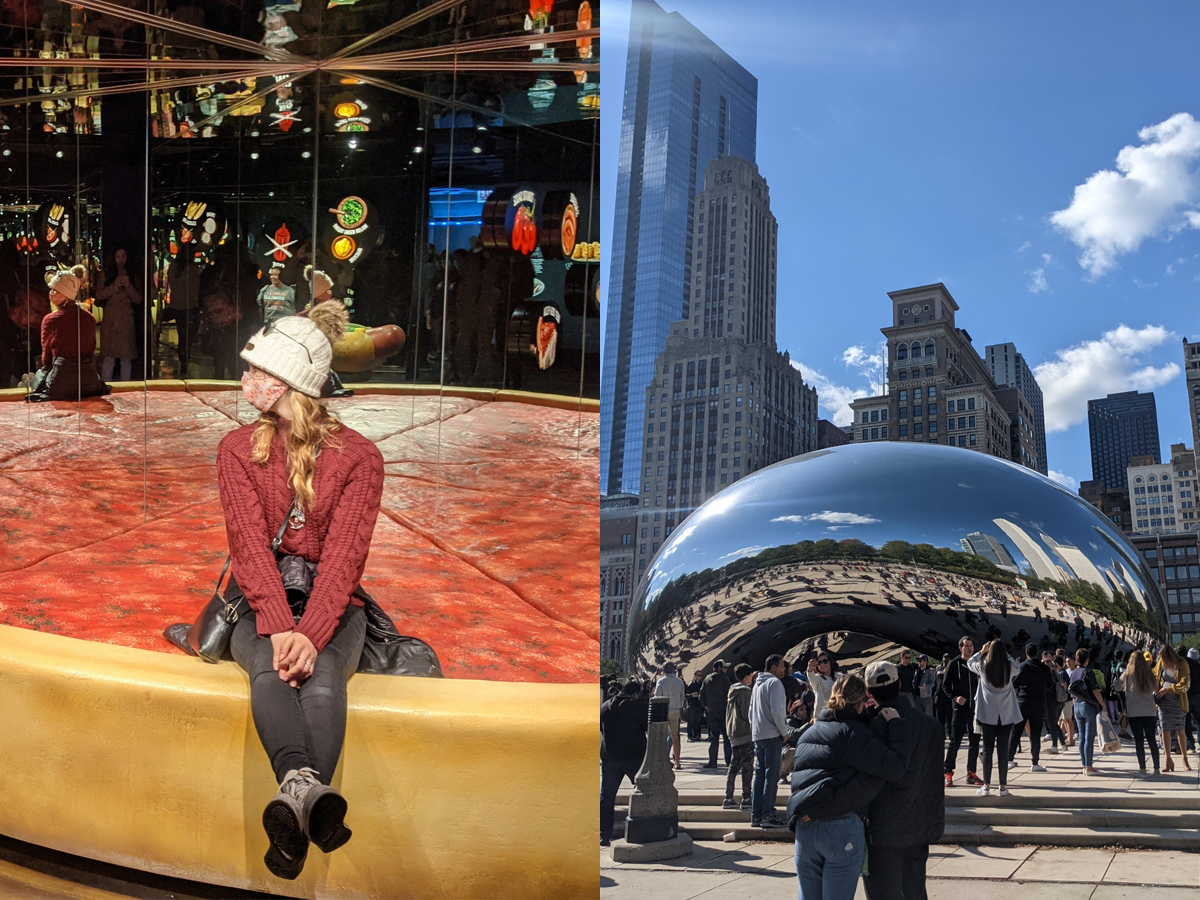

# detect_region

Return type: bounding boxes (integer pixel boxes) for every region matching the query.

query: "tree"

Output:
[600,658,625,678]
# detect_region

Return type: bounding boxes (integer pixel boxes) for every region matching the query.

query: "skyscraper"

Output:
[633,157,816,582]
[1087,391,1160,492]
[986,342,1047,475]
[601,0,758,496]
[1183,337,1200,453]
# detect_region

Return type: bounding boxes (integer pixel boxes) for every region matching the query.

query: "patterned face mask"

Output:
[241,367,290,412]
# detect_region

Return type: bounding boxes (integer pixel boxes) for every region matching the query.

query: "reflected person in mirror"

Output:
[25,267,110,402]
[217,300,384,879]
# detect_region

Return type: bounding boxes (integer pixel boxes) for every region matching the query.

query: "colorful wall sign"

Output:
[329,93,372,132]
[482,188,539,256]
[178,200,224,255]
[325,194,376,265]
[35,200,72,261]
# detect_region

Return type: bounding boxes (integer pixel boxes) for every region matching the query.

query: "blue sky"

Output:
[601,0,1200,490]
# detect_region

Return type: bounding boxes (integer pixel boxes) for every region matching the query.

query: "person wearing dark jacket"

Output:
[896,650,918,695]
[862,660,944,900]
[941,636,982,786]
[686,669,705,741]
[702,660,733,767]
[933,653,953,737]
[787,674,910,900]
[600,679,648,847]
[1008,643,1058,771]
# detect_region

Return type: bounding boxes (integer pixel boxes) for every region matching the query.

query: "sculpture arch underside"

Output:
[631,556,1156,677]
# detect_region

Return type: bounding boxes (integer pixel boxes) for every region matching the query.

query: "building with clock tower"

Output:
[850,284,1026,466]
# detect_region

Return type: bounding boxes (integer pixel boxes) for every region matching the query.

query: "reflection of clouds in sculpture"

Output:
[718,546,769,562]
[772,511,882,526]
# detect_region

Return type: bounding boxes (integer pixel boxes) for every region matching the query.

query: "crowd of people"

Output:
[601,636,1200,899]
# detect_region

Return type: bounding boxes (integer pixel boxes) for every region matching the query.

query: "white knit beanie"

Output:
[240,301,348,397]
[48,270,80,300]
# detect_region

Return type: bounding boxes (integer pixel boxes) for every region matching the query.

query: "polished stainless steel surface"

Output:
[629,444,1166,676]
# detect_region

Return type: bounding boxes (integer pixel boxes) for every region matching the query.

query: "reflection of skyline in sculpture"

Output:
[628,445,1166,676]
[960,532,1019,573]
[992,518,1064,583]
[1040,534,1112,597]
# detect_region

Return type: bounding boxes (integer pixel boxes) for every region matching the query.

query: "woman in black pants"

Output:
[217,300,384,879]
[967,640,1021,796]
[1116,649,1160,775]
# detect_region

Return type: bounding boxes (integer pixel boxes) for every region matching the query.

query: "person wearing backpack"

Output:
[723,664,755,810]
[1068,648,1105,775]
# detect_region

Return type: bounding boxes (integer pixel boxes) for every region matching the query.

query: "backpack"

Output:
[1054,674,1069,704]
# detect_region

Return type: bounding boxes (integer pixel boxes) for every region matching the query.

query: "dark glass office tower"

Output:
[1088,391,1161,490]
[601,0,757,495]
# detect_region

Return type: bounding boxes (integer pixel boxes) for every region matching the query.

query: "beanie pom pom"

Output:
[307,299,348,346]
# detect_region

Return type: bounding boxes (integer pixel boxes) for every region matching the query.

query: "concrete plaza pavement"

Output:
[604,717,1200,898]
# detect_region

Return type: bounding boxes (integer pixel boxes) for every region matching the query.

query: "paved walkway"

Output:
[604,722,1200,898]
[602,847,1200,899]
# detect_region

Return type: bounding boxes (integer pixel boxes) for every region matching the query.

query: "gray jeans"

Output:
[917,695,934,718]
[231,604,366,785]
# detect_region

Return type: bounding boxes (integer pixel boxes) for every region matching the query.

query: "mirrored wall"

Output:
[0,1,602,679]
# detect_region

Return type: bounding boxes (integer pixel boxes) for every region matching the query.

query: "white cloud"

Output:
[792,360,870,427]
[1016,240,1031,252]
[1050,113,1200,278]
[842,345,880,371]
[1042,253,1052,264]
[773,511,881,525]
[1028,268,1048,293]
[717,545,767,562]
[1032,324,1180,433]
[1047,470,1078,490]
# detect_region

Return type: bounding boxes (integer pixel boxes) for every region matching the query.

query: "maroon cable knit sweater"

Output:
[216,419,384,651]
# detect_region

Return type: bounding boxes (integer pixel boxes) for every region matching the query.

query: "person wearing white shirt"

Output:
[653,661,688,770]
[967,641,1021,796]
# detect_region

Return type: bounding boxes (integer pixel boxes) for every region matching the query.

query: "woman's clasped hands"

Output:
[270,630,318,688]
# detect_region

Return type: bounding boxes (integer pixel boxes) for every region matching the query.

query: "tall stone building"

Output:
[601,0,758,496]
[1184,337,1200,454]
[600,494,640,667]
[1130,532,1200,643]
[1087,390,1160,492]
[849,284,1017,464]
[986,342,1048,474]
[633,157,817,583]
[1127,444,1200,536]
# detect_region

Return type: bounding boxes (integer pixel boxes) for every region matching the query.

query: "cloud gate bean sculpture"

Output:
[629,444,1167,678]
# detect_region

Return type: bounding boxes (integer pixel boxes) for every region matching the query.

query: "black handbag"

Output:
[164,499,443,678]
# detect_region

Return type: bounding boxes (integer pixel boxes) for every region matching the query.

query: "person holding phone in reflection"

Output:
[97,248,142,382]
[217,299,383,879]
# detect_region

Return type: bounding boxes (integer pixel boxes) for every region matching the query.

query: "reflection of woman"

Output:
[26,267,109,402]
[787,675,908,900]
[1116,650,1159,775]
[1154,645,1191,772]
[967,641,1021,796]
[301,265,353,397]
[217,300,384,879]
[97,249,142,382]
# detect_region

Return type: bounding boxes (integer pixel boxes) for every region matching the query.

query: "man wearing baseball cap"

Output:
[862,659,943,900]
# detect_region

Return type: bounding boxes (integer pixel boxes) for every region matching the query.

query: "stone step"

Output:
[624,806,1200,829]
[616,788,1200,810]
[614,820,1200,850]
